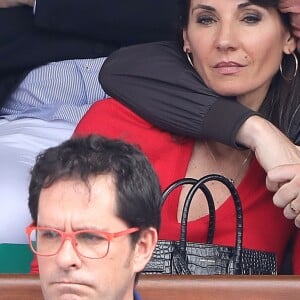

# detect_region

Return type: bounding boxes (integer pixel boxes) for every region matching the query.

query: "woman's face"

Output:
[183,0,296,109]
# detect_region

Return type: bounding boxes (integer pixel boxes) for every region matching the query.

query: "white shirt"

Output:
[0,57,107,123]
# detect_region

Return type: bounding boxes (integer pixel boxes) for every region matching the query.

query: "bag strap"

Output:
[161,178,216,243]
[180,174,243,274]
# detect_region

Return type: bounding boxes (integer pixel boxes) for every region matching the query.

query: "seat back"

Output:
[0,274,300,300]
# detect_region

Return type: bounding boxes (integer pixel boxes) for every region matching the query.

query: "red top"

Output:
[30,98,300,274]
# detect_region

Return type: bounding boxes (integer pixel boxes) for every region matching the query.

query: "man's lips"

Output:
[51,281,93,295]
[51,280,91,287]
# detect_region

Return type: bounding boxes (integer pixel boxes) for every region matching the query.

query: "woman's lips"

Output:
[213,61,246,75]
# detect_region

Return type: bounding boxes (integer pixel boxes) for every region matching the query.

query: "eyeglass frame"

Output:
[25,224,140,259]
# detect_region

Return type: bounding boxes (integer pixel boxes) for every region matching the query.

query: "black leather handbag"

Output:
[143,174,277,275]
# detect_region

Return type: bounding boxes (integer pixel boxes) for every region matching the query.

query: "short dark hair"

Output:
[28,135,161,238]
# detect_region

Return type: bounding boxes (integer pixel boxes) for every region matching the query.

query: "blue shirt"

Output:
[134,290,142,300]
[0,57,107,124]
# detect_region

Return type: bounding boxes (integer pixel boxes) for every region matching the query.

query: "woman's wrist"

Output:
[236,115,272,150]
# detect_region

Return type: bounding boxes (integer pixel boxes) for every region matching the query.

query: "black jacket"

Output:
[100,41,300,146]
[0,0,179,106]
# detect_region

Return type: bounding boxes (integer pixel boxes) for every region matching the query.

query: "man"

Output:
[26,135,161,299]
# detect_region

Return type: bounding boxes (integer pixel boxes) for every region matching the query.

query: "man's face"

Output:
[37,175,139,300]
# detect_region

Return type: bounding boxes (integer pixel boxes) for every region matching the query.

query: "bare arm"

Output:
[237,116,300,228]
[236,116,300,171]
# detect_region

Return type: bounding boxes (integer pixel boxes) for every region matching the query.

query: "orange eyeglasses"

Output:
[26,224,139,259]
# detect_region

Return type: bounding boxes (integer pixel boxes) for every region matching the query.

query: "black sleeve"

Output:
[34,0,179,45]
[99,41,256,147]
[289,108,300,145]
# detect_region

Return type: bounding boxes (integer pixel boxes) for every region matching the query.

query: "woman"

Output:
[75,0,299,273]
[99,3,300,227]
[72,0,300,273]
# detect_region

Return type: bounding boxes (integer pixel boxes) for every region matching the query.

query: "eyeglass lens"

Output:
[29,229,110,259]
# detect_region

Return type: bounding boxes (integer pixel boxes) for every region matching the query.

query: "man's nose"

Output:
[55,238,82,270]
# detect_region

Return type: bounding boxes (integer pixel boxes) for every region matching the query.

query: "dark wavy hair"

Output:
[28,135,162,242]
[177,0,300,141]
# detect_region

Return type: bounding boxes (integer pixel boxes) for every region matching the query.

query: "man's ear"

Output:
[132,227,158,273]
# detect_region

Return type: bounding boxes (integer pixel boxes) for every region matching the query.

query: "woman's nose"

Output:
[214,23,238,51]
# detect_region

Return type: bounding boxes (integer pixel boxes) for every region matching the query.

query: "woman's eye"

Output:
[242,14,261,24]
[196,15,216,26]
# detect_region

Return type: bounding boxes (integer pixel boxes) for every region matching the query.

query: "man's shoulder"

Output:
[134,290,142,300]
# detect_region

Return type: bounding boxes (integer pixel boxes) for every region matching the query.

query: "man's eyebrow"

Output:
[73,225,109,232]
[36,224,62,230]
[36,224,108,232]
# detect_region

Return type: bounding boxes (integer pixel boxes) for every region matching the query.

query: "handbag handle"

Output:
[161,178,216,243]
[180,174,243,274]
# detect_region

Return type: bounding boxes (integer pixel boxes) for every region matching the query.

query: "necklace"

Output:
[204,141,252,184]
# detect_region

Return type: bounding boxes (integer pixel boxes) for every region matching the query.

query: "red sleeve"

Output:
[74,97,191,192]
[74,98,154,143]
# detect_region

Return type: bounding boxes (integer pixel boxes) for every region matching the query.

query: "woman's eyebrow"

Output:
[191,4,215,14]
[191,1,253,14]
[238,2,253,9]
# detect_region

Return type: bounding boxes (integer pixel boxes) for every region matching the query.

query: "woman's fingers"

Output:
[267,164,300,228]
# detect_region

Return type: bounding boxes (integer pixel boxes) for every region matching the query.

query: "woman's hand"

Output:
[237,116,300,171]
[267,164,300,228]
[236,115,300,227]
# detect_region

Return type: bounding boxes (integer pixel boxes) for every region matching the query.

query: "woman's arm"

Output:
[100,41,300,227]
[99,41,256,148]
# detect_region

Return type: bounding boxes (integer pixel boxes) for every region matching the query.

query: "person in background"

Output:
[26,135,160,300]
[74,0,300,273]
[0,0,177,246]
[0,0,178,106]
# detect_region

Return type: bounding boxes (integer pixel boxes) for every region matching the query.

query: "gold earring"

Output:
[280,52,298,81]
[185,49,194,68]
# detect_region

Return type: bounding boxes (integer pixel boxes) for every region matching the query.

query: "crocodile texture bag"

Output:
[143,174,277,275]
